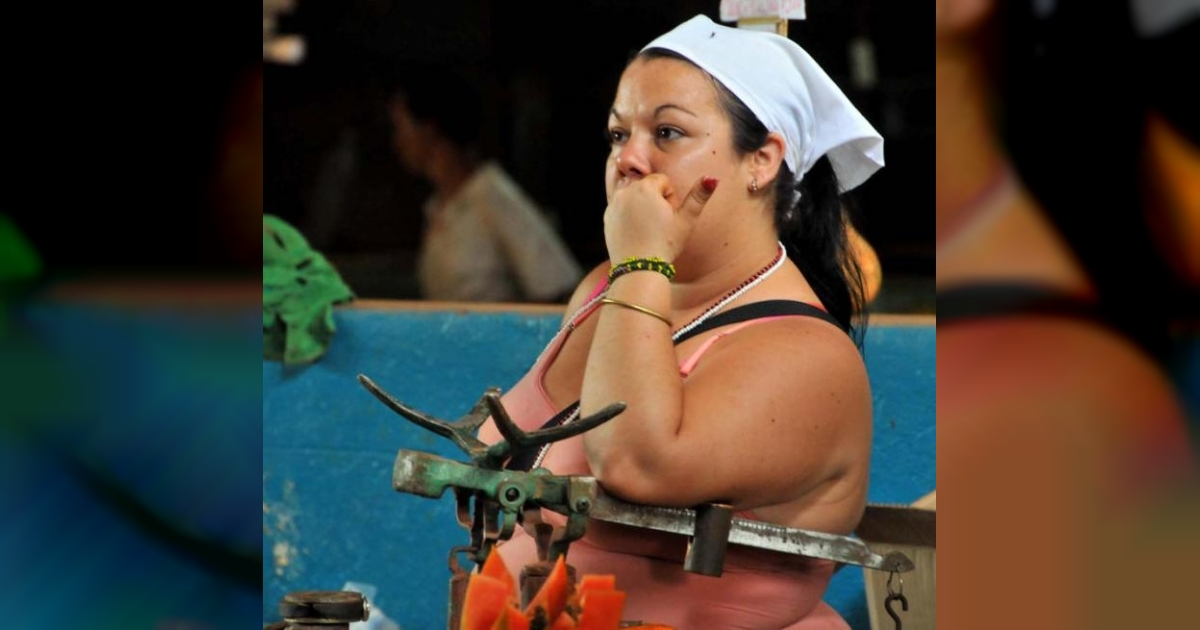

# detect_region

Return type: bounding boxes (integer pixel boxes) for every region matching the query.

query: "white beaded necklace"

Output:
[528,241,788,470]
[670,241,787,341]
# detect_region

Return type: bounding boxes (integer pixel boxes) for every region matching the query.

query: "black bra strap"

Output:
[937,284,1107,325]
[673,300,843,345]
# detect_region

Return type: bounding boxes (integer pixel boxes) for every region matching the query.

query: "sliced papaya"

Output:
[523,555,571,624]
[461,574,512,630]
[480,550,518,602]
[490,603,530,630]
[574,574,616,600]
[576,590,626,630]
[548,610,577,630]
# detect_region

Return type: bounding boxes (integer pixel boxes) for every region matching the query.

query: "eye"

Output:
[606,128,628,145]
[656,126,684,141]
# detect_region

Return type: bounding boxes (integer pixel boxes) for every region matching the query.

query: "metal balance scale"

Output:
[268,375,917,630]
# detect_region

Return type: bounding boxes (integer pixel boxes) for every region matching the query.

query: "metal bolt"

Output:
[574,497,590,513]
[505,487,521,502]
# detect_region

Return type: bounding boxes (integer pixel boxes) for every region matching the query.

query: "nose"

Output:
[615,135,651,180]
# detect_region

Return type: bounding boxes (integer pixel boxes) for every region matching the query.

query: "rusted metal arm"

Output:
[359,374,625,471]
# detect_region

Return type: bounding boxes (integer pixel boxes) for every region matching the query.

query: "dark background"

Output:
[5,4,259,280]
[265,0,933,309]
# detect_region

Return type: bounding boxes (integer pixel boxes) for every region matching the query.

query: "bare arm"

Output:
[582,313,872,509]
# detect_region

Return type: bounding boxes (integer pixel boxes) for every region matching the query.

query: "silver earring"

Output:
[749,178,758,193]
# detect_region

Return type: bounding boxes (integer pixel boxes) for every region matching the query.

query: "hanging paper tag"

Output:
[719,0,807,22]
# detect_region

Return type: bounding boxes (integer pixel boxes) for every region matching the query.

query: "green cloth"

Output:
[263,215,354,365]
[0,214,43,339]
[0,214,42,283]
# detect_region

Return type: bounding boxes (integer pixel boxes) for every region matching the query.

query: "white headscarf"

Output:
[642,14,884,192]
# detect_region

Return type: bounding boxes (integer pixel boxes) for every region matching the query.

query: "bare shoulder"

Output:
[685,314,871,418]
[715,315,868,385]
[673,313,872,509]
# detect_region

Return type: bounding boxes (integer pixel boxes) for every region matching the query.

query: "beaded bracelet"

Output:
[608,256,676,283]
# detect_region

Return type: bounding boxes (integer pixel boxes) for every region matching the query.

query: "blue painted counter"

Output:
[2,300,262,629]
[263,305,936,628]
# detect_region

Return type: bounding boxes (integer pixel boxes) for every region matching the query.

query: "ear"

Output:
[938,0,993,32]
[748,131,786,189]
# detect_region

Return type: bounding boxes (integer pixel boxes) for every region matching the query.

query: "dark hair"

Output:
[639,48,867,346]
[379,64,489,154]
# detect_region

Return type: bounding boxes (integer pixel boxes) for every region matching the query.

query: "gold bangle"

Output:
[599,297,671,327]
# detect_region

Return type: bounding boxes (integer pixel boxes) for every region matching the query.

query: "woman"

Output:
[478,15,884,629]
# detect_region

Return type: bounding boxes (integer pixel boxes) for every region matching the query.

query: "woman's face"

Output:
[605,57,744,203]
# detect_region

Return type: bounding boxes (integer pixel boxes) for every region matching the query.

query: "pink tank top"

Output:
[477,284,850,629]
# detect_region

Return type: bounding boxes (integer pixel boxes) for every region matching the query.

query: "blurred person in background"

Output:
[937,0,1197,628]
[383,66,584,304]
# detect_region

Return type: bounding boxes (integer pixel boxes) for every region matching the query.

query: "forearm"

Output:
[580,272,683,482]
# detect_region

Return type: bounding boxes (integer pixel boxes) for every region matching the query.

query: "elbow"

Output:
[580,403,686,504]
[584,442,662,505]
[596,464,665,506]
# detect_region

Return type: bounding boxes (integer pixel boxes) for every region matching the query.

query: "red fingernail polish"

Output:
[702,177,718,193]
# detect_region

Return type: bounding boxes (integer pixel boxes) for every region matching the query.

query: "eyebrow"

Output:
[609,103,698,121]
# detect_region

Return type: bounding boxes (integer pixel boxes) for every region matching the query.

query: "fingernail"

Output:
[702,177,719,193]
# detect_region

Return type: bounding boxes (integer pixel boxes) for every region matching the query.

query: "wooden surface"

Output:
[864,544,936,630]
[858,496,937,630]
